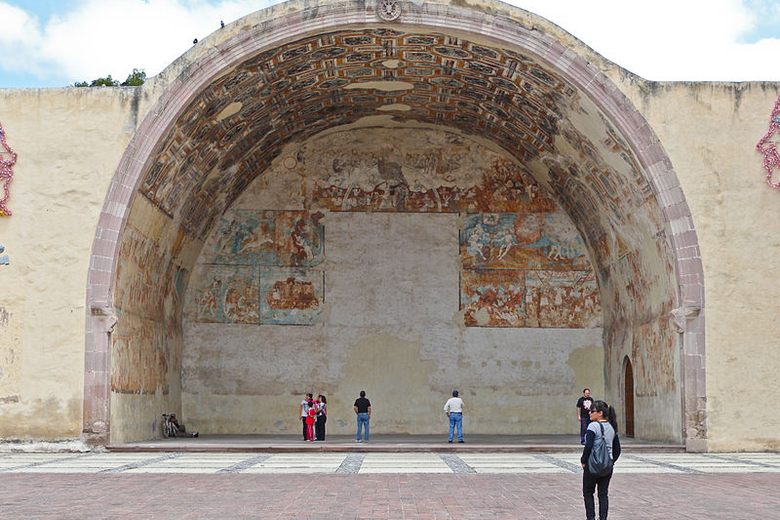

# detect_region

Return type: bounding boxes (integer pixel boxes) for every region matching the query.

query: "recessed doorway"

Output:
[624,356,635,438]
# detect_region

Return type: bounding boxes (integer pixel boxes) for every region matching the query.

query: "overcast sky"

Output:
[0,0,779,88]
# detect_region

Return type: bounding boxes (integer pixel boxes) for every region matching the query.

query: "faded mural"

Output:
[112,223,187,395]
[259,268,324,325]
[186,128,602,330]
[190,210,325,326]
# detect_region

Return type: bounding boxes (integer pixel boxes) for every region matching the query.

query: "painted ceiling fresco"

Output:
[135,28,674,329]
[140,29,577,240]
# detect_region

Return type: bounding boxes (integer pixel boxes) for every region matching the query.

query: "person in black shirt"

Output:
[315,394,327,441]
[353,390,371,442]
[576,388,594,444]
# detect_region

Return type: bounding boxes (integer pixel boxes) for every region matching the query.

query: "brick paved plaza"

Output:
[2,451,779,519]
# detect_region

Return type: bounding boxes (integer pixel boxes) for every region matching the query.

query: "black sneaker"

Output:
[458,440,464,443]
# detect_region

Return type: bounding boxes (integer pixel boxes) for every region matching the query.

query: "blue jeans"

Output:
[356,412,370,441]
[448,413,463,442]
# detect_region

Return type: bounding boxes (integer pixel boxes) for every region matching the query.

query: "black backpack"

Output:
[587,422,614,477]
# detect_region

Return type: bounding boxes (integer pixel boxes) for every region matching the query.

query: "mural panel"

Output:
[524,271,601,328]
[210,210,324,267]
[259,268,324,325]
[212,210,276,265]
[193,265,259,324]
[461,269,526,327]
[459,209,599,328]
[460,212,588,270]
[274,211,324,267]
[309,156,557,214]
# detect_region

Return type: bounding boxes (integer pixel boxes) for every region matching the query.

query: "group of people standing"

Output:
[297,387,619,519]
[299,393,327,441]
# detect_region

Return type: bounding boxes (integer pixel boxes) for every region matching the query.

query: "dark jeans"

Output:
[315,415,327,440]
[580,416,590,443]
[583,469,612,520]
[301,417,308,440]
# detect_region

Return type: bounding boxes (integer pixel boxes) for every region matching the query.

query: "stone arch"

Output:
[82,0,705,448]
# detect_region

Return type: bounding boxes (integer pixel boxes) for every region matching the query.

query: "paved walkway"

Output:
[3,451,780,518]
[3,471,779,519]
[2,451,779,474]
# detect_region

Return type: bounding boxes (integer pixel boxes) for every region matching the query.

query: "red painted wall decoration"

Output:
[756,95,780,190]
[0,122,17,216]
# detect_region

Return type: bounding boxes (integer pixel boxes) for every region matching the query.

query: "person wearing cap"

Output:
[443,390,464,443]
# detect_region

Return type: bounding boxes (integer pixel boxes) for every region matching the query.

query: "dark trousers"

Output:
[315,415,327,440]
[583,469,612,520]
[580,416,590,443]
[301,417,307,440]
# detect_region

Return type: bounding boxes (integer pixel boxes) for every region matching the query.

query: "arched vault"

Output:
[83,0,705,448]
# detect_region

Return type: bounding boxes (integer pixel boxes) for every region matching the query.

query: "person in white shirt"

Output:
[443,390,464,443]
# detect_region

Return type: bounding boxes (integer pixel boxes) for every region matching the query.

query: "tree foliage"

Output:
[74,69,146,87]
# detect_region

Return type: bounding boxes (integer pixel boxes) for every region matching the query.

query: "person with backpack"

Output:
[580,400,621,520]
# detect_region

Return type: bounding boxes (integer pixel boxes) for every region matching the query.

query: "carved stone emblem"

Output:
[377,0,402,22]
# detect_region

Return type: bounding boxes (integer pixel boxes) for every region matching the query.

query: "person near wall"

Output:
[315,394,327,441]
[299,393,314,441]
[580,400,621,520]
[576,388,594,444]
[169,413,199,438]
[353,390,371,442]
[443,390,464,443]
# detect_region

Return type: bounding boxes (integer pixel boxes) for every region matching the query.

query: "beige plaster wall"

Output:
[0,88,140,439]
[617,81,780,451]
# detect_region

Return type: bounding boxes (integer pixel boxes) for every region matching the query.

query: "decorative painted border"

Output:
[756,95,780,190]
[0,122,17,216]
[83,0,706,449]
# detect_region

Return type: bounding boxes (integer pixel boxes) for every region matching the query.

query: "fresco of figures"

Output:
[190,210,325,325]
[460,212,589,270]
[523,271,601,328]
[259,268,324,326]
[210,210,324,267]
[194,265,260,324]
[310,156,556,214]
[461,270,527,327]
[461,269,600,328]
[459,210,599,328]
